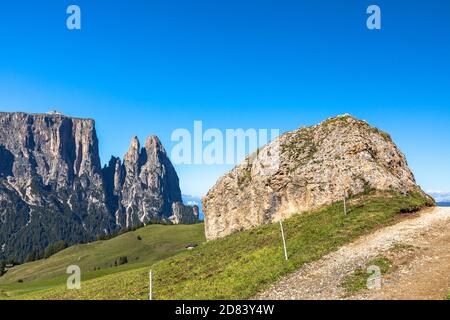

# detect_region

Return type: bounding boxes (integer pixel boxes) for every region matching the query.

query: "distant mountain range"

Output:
[0,112,199,263]
[427,191,450,203]
[182,195,204,220]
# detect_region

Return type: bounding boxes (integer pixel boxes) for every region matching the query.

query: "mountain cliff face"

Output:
[102,135,193,227]
[203,115,430,240]
[0,112,197,262]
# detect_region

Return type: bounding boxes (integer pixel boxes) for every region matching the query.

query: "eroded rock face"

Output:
[203,115,428,240]
[0,112,197,262]
[170,202,199,225]
[0,112,114,262]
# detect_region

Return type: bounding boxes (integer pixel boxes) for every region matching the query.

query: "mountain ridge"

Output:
[0,112,198,263]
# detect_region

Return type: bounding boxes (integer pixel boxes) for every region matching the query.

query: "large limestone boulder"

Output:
[203,115,428,240]
[0,112,114,262]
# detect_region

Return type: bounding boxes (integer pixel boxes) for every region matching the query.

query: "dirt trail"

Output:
[256,206,450,300]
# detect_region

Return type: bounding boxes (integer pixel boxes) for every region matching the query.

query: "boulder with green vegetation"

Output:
[203,115,433,240]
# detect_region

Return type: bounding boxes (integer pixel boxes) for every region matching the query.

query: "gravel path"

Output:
[256,206,450,300]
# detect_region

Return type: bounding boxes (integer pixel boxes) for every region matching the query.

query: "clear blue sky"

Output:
[0,0,449,196]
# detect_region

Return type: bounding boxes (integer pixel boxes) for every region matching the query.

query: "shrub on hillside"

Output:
[43,241,66,259]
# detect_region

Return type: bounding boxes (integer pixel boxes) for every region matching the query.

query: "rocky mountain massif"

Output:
[0,112,198,262]
[203,115,431,240]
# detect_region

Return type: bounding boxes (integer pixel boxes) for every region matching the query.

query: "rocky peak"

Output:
[203,114,429,240]
[113,157,122,193]
[100,134,198,228]
[123,136,141,175]
[0,112,102,188]
[110,134,187,227]
[0,112,113,262]
[170,202,200,225]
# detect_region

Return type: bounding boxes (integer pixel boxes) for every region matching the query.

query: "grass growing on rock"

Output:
[16,191,433,300]
[342,257,392,295]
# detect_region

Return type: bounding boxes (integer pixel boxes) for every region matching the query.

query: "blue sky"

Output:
[0,0,449,197]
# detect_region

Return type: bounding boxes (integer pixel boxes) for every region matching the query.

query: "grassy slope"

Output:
[0,224,205,298]
[342,257,392,295]
[15,191,432,300]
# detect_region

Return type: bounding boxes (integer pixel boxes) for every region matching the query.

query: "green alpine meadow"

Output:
[0,191,433,300]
